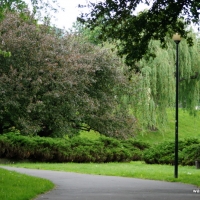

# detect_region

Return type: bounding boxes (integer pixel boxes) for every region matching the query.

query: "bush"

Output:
[180,144,200,165]
[0,133,150,163]
[2,133,199,165]
[143,138,200,165]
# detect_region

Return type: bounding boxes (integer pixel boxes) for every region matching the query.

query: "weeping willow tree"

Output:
[128,31,200,131]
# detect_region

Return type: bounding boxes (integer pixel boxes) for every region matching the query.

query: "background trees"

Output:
[0,12,136,138]
[79,0,200,68]
[128,34,200,130]
[0,1,199,138]
[78,0,200,130]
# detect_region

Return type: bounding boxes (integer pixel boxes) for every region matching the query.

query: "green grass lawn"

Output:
[79,109,200,144]
[4,161,200,187]
[0,168,54,200]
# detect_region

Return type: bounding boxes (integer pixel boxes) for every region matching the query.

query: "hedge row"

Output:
[1,133,199,165]
[143,138,200,165]
[0,133,150,163]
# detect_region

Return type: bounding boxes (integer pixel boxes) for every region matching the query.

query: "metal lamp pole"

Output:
[173,33,181,178]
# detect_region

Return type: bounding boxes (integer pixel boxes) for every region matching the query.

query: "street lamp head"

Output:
[173,33,181,44]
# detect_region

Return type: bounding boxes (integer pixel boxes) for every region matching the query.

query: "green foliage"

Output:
[0,0,28,20]
[79,0,200,66]
[2,111,198,165]
[0,12,136,138]
[181,144,200,165]
[143,138,200,165]
[78,1,200,131]
[0,50,11,57]
[127,34,200,130]
[70,21,103,45]
[0,133,150,163]
[135,109,200,143]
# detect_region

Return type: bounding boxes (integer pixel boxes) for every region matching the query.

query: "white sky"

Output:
[24,0,198,33]
[50,0,94,29]
[24,0,149,30]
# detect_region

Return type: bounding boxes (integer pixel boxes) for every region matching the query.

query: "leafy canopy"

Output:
[128,33,200,130]
[0,12,136,138]
[78,0,200,69]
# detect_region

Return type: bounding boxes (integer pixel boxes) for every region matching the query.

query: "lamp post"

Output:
[173,33,181,178]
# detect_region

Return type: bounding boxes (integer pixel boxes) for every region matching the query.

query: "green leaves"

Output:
[0,133,149,162]
[0,12,135,138]
[79,0,200,67]
[143,138,200,165]
[0,50,11,57]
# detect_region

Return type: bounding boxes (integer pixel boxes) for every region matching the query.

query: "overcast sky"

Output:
[24,0,149,30]
[24,0,198,33]
[50,0,94,29]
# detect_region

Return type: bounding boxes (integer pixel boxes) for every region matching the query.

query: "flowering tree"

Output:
[0,12,136,138]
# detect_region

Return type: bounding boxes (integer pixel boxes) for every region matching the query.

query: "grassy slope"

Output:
[132,109,200,144]
[80,109,200,145]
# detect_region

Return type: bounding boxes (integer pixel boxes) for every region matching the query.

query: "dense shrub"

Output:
[143,138,200,165]
[180,144,200,165]
[0,133,149,163]
[1,133,199,165]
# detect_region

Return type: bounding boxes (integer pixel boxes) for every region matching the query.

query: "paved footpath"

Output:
[1,166,200,200]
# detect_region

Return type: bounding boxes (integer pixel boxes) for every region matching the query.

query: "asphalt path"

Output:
[1,166,200,200]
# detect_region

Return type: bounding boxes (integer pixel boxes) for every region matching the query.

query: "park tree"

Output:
[123,32,200,131]
[0,0,28,56]
[0,0,62,32]
[78,0,200,130]
[0,0,60,58]
[0,0,60,17]
[78,0,200,68]
[0,12,136,138]
[69,21,104,45]
[0,0,27,18]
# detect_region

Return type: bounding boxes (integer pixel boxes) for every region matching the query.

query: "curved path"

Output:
[1,166,199,200]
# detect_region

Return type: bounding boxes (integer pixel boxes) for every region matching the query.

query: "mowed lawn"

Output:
[3,161,200,187]
[0,167,54,200]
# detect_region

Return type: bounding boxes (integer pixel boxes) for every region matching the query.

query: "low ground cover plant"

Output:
[0,132,149,163]
[0,132,199,166]
[143,138,200,165]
